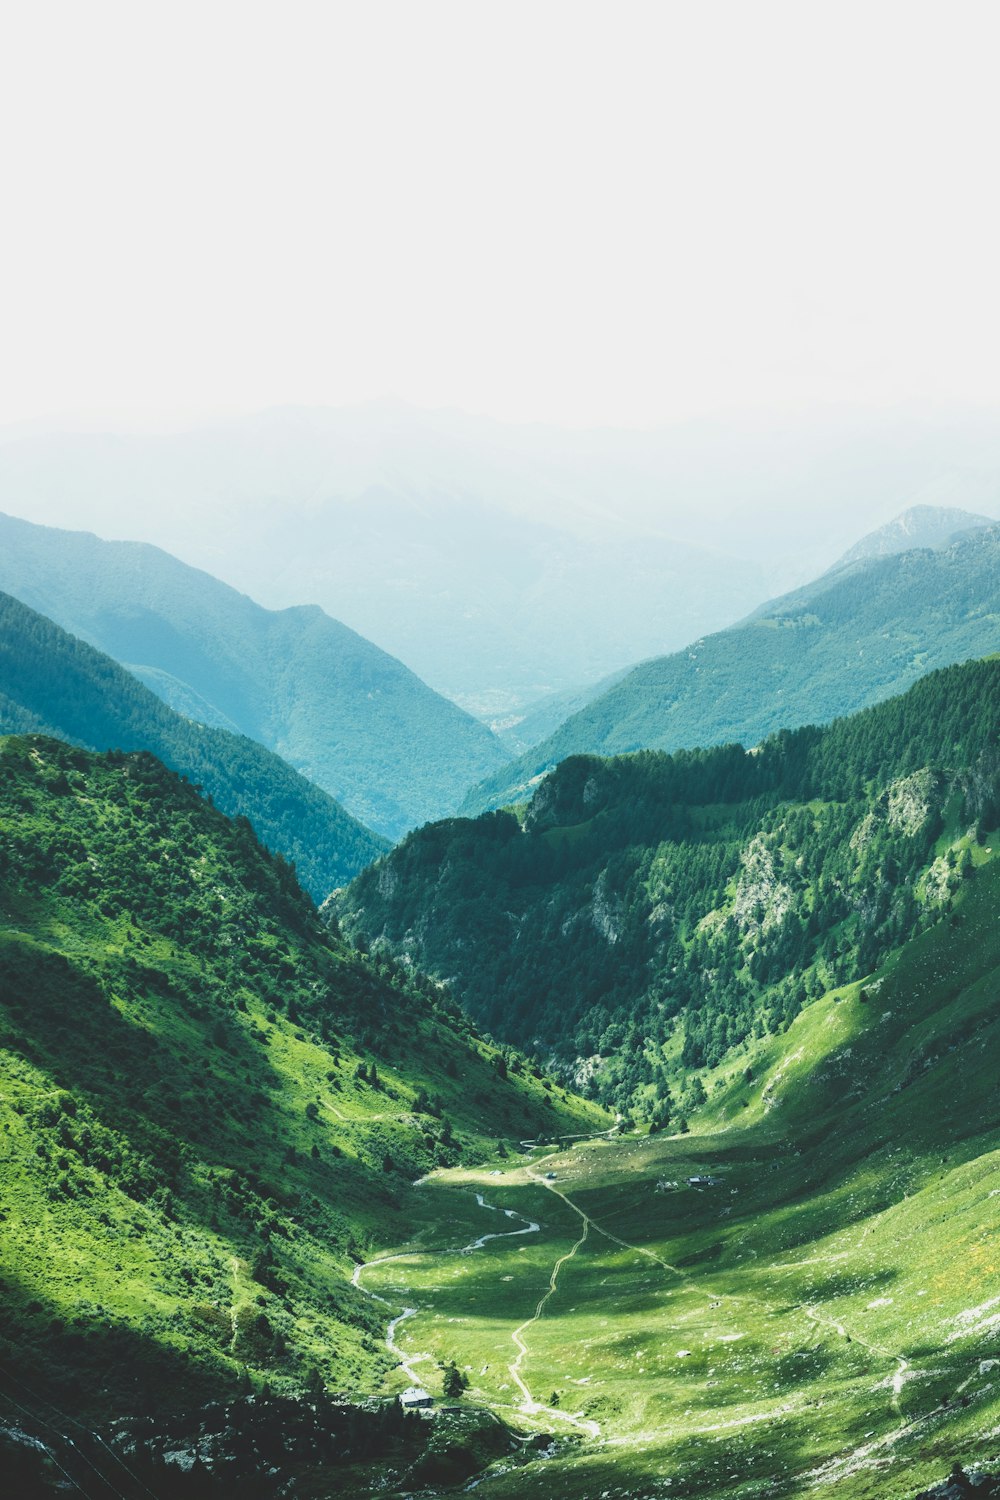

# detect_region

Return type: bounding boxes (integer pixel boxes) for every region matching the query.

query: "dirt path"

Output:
[529,1161,745,1311]
[539,1160,920,1437]
[507,1209,598,1438]
[801,1301,911,1417]
[385,1307,426,1386]
[524,1157,907,1446]
[801,1328,990,1488]
[352,1149,613,1441]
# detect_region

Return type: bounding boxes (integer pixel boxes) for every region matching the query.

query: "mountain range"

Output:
[5,654,1000,1496]
[0,511,509,840]
[5,436,1000,1496]
[5,403,1000,714]
[463,517,1000,813]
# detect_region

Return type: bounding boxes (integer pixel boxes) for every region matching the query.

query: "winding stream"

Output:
[351,1189,541,1393]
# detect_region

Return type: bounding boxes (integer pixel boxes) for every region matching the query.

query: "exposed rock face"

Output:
[732,835,792,936]
[582,775,601,808]
[590,870,621,944]
[571,1053,604,1090]
[852,769,937,853]
[849,809,878,854]
[923,856,948,905]
[886,769,937,836]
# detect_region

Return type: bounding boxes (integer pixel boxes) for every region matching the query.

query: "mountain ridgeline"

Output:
[5,406,1000,715]
[832,501,992,565]
[839,507,995,570]
[0,590,386,900]
[337,656,1000,1116]
[0,510,510,839]
[463,521,1000,815]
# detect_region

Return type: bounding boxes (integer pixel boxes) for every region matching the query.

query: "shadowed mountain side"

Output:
[0,590,386,898]
[0,735,606,1445]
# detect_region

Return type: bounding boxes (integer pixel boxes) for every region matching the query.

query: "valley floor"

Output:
[356,1120,1000,1499]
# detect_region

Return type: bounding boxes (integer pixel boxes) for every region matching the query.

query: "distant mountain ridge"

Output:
[461,516,1000,815]
[0,590,386,898]
[832,502,993,567]
[9,402,1000,712]
[0,511,510,839]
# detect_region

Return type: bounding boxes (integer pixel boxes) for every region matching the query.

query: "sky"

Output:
[2,0,1000,431]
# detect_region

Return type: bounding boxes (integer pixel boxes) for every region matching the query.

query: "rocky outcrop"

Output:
[886,769,937,836]
[732,835,793,936]
[914,1463,1000,1499]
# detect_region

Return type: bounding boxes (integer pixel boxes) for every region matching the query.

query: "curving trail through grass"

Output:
[524,1148,925,1461]
[351,1139,630,1441]
[507,1211,598,1438]
[800,1301,911,1419]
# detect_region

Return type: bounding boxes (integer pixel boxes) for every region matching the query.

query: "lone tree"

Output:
[442,1363,468,1398]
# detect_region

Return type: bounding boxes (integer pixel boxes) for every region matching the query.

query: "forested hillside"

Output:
[0,735,603,1491]
[463,523,1000,814]
[0,591,386,899]
[0,511,510,838]
[339,656,1000,1117]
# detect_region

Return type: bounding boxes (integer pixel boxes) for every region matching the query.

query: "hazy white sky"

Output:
[2,0,999,430]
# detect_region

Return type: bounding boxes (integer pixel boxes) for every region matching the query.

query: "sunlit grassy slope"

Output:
[0,735,605,1431]
[360,847,1000,1499]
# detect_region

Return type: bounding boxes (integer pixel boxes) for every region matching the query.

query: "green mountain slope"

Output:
[357,851,1000,1498]
[0,590,386,900]
[338,656,1000,1117]
[0,511,510,839]
[462,523,1000,815]
[4,706,1000,1497]
[0,734,605,1491]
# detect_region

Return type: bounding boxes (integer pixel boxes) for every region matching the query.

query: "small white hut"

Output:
[399,1387,434,1410]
